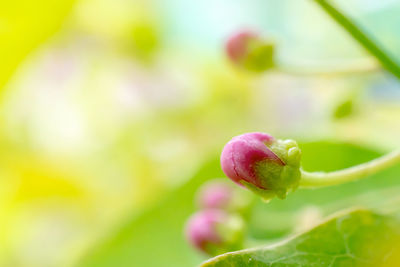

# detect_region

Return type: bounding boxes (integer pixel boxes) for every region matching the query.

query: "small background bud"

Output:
[185,210,245,255]
[196,179,253,215]
[226,31,257,64]
[197,180,233,210]
[225,30,275,72]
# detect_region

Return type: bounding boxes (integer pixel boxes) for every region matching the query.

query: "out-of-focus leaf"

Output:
[128,21,160,62]
[77,141,400,267]
[0,0,75,94]
[333,99,355,119]
[202,209,400,267]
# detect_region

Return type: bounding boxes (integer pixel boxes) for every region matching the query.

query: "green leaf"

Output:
[333,99,355,119]
[77,141,400,267]
[202,209,400,267]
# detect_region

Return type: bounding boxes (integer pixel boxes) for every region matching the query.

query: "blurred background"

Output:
[1,0,400,266]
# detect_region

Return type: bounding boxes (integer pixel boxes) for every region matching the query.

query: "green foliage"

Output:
[129,22,160,62]
[244,39,275,72]
[78,141,400,267]
[334,99,355,119]
[202,209,400,267]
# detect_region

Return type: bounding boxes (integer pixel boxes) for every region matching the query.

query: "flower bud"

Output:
[196,180,252,213]
[225,30,275,72]
[220,132,301,200]
[185,210,244,255]
[197,180,233,210]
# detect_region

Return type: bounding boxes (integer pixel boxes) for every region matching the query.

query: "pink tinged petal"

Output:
[185,210,226,252]
[221,132,284,189]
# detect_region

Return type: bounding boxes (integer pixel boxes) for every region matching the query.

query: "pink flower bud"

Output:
[185,210,244,255]
[226,31,258,65]
[225,31,275,72]
[197,181,234,210]
[220,132,301,200]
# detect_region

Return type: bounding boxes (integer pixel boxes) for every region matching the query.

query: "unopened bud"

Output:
[220,132,301,200]
[225,30,275,72]
[197,180,233,210]
[196,180,252,213]
[185,210,244,255]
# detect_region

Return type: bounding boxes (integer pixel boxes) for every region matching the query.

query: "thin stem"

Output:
[313,0,400,80]
[300,150,400,188]
[277,60,379,77]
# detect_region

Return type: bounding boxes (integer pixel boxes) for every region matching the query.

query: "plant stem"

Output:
[277,60,379,77]
[313,0,400,80]
[300,150,400,188]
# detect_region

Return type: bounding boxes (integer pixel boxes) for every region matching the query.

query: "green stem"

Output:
[277,60,379,77]
[313,0,400,80]
[300,150,400,188]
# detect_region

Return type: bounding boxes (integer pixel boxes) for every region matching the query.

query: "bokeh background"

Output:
[1,0,400,266]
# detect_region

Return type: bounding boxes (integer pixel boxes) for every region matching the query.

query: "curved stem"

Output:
[313,0,400,80]
[300,150,400,188]
[276,60,379,77]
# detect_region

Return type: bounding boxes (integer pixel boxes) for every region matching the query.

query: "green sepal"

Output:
[242,39,275,72]
[204,214,246,256]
